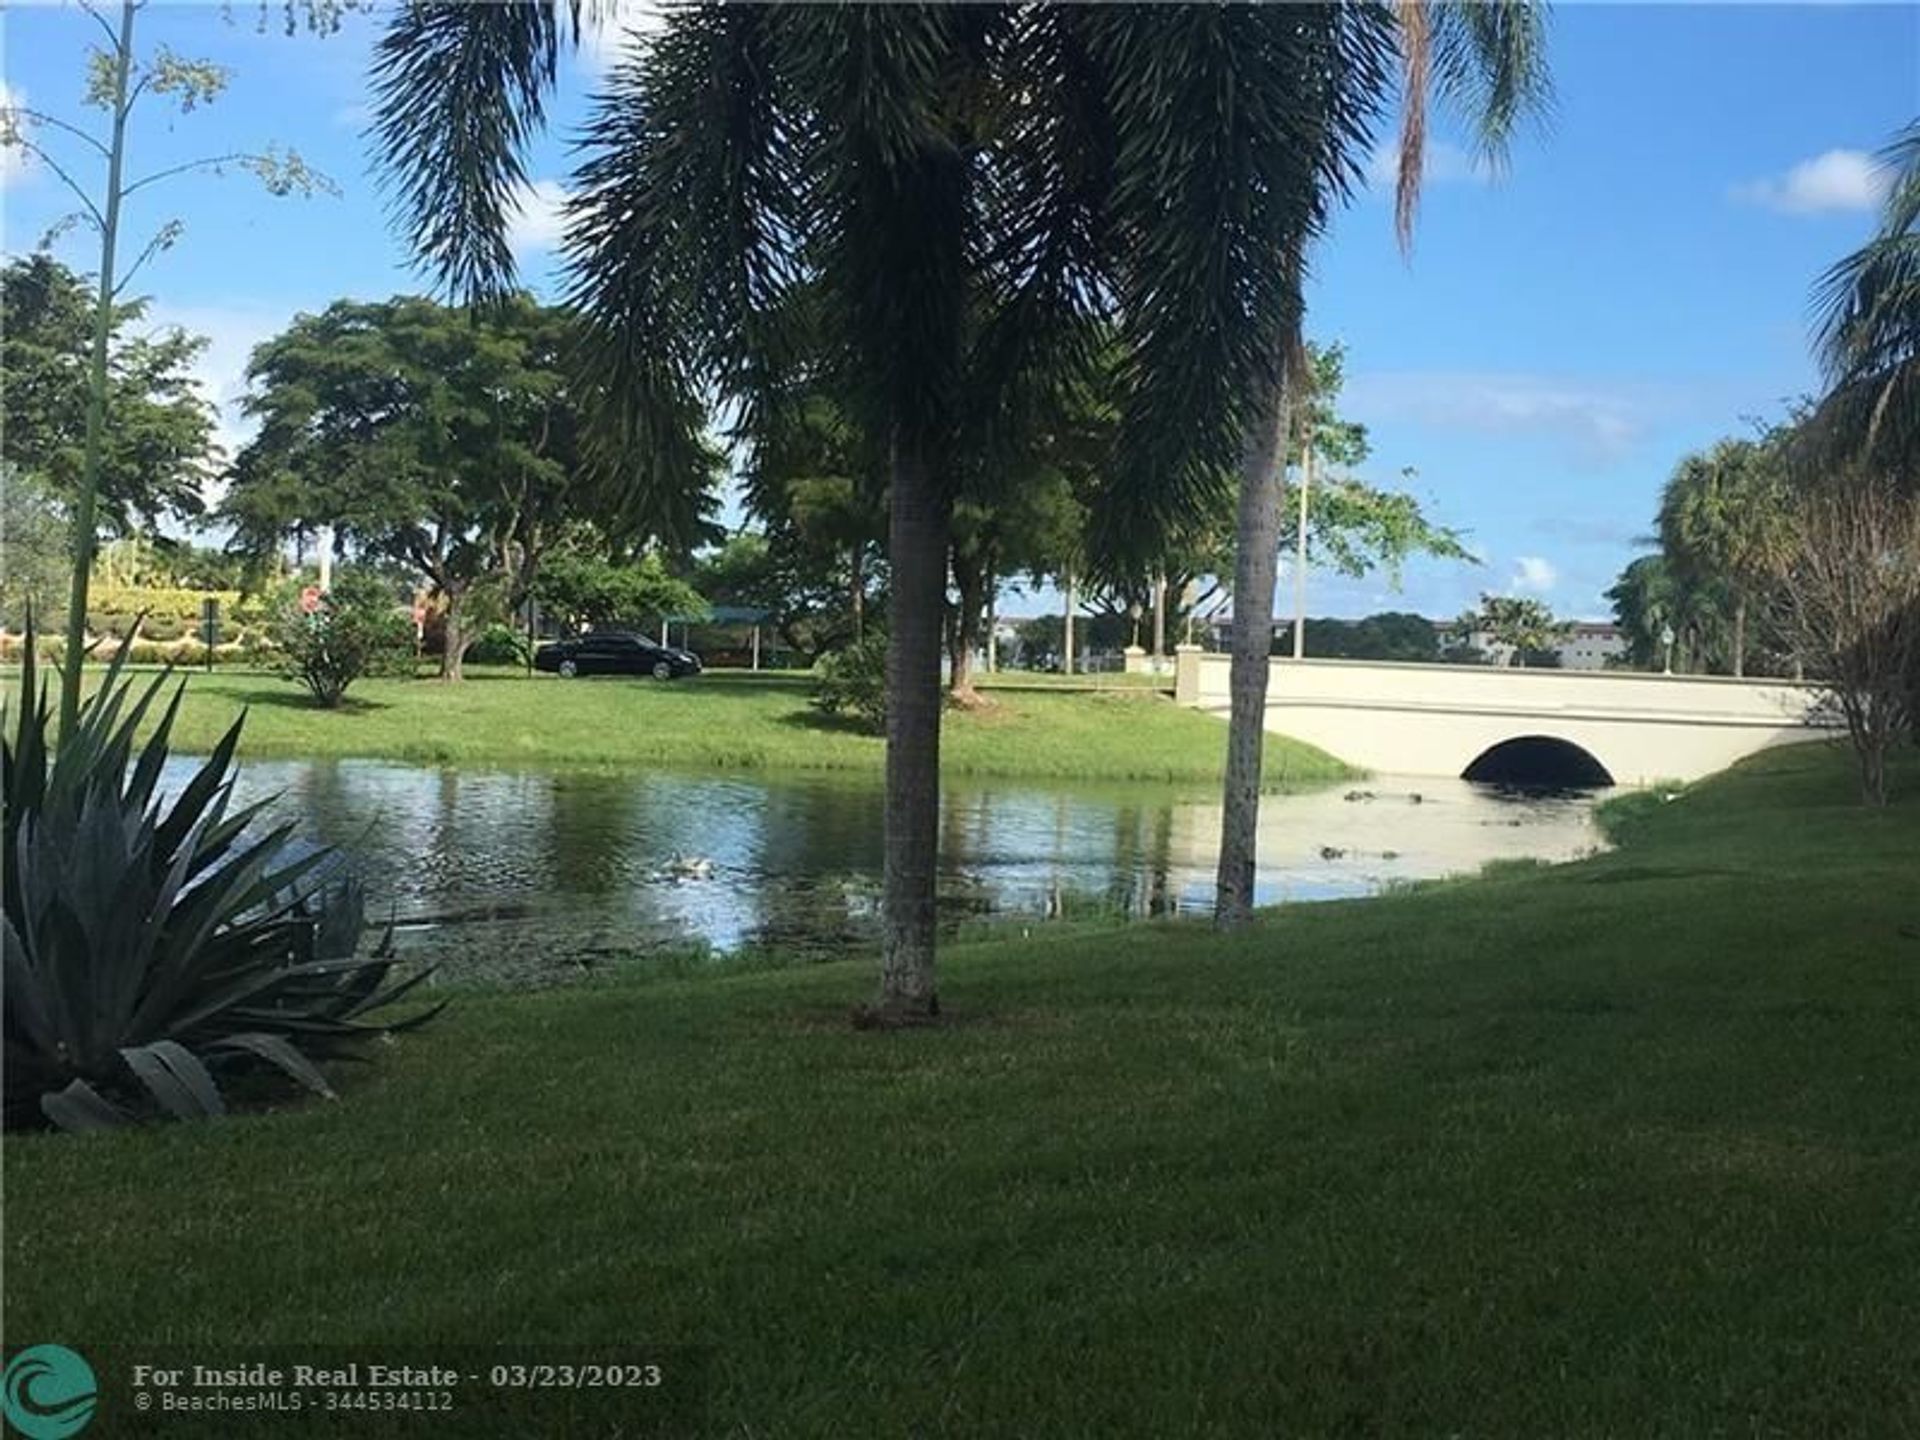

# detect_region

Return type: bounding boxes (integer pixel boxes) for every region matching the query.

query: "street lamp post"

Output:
[1660,623,1675,676]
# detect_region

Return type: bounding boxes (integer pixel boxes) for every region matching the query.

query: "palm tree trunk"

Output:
[1214,350,1294,929]
[850,543,865,642]
[876,437,949,1021]
[1291,438,1313,659]
[985,576,998,673]
[1732,596,1747,678]
[1062,569,1075,676]
[948,548,986,707]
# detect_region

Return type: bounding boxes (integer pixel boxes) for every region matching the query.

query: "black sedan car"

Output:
[534,631,703,680]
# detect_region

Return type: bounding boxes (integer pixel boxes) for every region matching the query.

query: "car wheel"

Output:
[652,660,673,681]
[558,659,579,678]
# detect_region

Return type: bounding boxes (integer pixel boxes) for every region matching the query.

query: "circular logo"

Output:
[2,1346,97,1439]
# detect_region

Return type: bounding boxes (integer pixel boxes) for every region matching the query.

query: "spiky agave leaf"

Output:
[2,618,439,1132]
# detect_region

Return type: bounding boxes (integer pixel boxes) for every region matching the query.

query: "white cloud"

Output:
[1363,139,1493,191]
[577,1,668,73]
[332,101,372,130]
[1730,149,1888,216]
[1345,370,1651,465]
[506,178,571,255]
[1,81,33,189]
[1510,556,1558,594]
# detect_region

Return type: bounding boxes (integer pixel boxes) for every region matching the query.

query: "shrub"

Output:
[143,614,187,642]
[269,571,414,706]
[466,622,531,667]
[811,632,889,733]
[2,634,441,1131]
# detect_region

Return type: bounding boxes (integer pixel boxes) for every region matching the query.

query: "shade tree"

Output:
[221,294,719,680]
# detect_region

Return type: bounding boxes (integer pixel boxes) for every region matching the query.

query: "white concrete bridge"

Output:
[1172,648,1831,785]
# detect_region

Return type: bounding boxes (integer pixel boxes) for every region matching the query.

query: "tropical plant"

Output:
[369,5,1101,1022]
[1453,594,1570,667]
[1656,438,1793,676]
[1069,3,1550,929]
[268,571,414,707]
[811,632,890,735]
[1812,122,1919,479]
[2,635,440,1131]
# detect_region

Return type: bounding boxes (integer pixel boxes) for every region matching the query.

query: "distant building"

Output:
[1555,622,1628,671]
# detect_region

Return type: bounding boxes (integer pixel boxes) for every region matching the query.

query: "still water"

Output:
[168,757,1605,983]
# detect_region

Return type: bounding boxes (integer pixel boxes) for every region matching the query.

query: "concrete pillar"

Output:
[1174,643,1204,705]
[1123,645,1148,675]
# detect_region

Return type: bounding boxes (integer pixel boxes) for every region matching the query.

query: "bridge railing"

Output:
[1173,646,1820,725]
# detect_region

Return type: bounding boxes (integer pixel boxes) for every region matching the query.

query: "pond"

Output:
[167,758,1606,985]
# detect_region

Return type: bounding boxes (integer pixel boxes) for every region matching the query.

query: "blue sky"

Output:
[4,2,1913,622]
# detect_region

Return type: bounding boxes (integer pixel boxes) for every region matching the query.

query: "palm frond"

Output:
[1811,121,1920,472]
[786,4,985,455]
[1430,0,1554,169]
[965,5,1116,480]
[1087,3,1394,573]
[370,1,596,303]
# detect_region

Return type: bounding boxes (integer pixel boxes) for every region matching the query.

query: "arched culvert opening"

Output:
[1462,736,1614,789]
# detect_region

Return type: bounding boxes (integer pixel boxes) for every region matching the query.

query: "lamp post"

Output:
[1660,623,1675,676]
[1128,601,1143,649]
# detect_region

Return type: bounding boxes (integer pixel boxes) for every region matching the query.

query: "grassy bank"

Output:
[6,741,1917,1435]
[33,666,1345,786]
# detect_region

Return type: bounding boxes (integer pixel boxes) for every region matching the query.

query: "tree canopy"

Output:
[221,293,722,678]
[0,254,215,533]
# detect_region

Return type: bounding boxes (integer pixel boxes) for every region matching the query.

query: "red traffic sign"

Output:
[299,585,322,615]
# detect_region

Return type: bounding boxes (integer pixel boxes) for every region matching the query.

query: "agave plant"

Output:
[3,631,441,1131]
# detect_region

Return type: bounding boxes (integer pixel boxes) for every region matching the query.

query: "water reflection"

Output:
[164,758,1603,982]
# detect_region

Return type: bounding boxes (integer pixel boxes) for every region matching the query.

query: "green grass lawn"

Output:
[7,741,1918,1435]
[30,664,1344,786]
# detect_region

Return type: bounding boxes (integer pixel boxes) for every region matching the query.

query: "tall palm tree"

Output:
[369,4,1117,1023]
[1814,121,1920,480]
[1086,3,1548,928]
[1657,439,1792,677]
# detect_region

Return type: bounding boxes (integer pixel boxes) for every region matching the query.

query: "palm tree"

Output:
[1814,121,1920,479]
[369,5,1124,1023]
[1086,3,1549,927]
[1656,439,1793,677]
